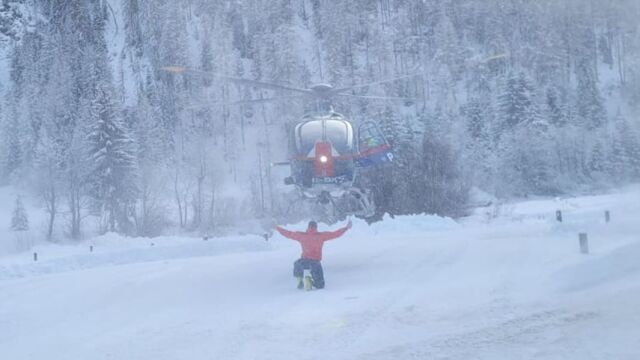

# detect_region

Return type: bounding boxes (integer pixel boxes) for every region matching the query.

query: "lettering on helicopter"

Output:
[312,175,351,185]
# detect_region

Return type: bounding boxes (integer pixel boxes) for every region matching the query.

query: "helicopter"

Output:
[161,66,419,218]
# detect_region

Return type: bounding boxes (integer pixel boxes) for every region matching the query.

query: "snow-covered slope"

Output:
[1,186,639,359]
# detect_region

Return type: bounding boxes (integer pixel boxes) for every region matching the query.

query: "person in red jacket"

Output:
[275,220,352,289]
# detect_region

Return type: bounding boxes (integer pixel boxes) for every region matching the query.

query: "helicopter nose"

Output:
[314,141,334,177]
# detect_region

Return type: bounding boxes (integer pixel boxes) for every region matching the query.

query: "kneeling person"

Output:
[275,220,352,289]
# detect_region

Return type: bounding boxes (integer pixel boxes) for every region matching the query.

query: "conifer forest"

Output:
[0,0,639,239]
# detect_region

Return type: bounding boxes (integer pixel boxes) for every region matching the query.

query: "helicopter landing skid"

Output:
[285,186,374,222]
[317,189,374,220]
[284,195,338,223]
[346,188,375,218]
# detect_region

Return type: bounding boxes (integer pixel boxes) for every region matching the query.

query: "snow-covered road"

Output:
[1,187,640,359]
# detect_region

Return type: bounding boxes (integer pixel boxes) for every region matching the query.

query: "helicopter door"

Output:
[356,121,393,168]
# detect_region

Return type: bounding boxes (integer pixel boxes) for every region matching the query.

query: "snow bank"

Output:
[365,214,459,235]
[0,232,270,280]
[279,213,458,236]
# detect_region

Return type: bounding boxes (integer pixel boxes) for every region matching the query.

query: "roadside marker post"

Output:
[579,233,589,254]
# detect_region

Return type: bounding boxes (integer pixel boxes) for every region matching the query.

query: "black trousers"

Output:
[293,258,325,289]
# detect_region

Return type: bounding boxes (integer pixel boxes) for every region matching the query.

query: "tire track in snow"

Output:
[327,236,472,357]
[359,309,598,360]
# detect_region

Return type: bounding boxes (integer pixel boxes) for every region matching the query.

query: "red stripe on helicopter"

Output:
[313,141,334,177]
[291,143,391,161]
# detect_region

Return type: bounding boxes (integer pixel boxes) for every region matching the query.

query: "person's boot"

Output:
[296,276,304,289]
[303,275,313,291]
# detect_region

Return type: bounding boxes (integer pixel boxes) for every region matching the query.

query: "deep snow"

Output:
[1,186,640,359]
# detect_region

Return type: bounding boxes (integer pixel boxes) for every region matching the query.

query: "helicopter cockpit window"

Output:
[325,120,353,154]
[295,119,354,156]
[296,121,323,155]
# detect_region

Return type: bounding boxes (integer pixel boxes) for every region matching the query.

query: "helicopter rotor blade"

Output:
[334,93,417,101]
[329,72,423,95]
[222,94,309,106]
[160,66,313,95]
[181,94,309,110]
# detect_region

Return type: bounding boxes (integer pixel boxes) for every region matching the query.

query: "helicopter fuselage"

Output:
[282,112,393,217]
[289,113,357,199]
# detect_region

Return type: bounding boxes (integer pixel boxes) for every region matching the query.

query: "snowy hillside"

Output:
[2,1,640,240]
[1,186,639,359]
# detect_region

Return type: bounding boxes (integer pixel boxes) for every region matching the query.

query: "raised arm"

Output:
[319,221,352,241]
[275,226,303,241]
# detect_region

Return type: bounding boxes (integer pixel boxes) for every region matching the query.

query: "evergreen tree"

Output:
[545,87,568,127]
[496,72,555,195]
[378,107,422,215]
[575,57,607,130]
[497,72,536,131]
[422,116,469,217]
[87,87,138,233]
[0,114,22,181]
[519,117,556,195]
[611,112,640,181]
[462,96,496,191]
[0,0,28,44]
[10,195,29,231]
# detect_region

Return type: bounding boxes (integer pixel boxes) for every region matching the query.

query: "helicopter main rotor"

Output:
[160,65,421,107]
[161,51,510,108]
[308,83,334,98]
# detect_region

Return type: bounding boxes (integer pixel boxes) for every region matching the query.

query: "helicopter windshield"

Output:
[296,119,354,155]
[325,120,353,154]
[297,121,322,155]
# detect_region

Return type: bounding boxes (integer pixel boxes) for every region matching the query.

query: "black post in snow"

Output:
[579,233,589,254]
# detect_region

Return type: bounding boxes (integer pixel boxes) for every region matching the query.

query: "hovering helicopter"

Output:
[281,105,392,218]
[161,66,419,218]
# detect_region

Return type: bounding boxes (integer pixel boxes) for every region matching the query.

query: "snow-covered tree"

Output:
[611,112,640,182]
[421,112,470,217]
[495,72,557,195]
[497,72,537,131]
[0,114,22,182]
[575,59,607,131]
[463,95,496,191]
[87,87,138,234]
[0,0,30,45]
[10,195,29,231]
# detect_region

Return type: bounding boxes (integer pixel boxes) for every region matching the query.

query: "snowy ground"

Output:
[1,186,640,359]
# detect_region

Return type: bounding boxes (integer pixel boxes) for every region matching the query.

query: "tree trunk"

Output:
[174,170,184,228]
